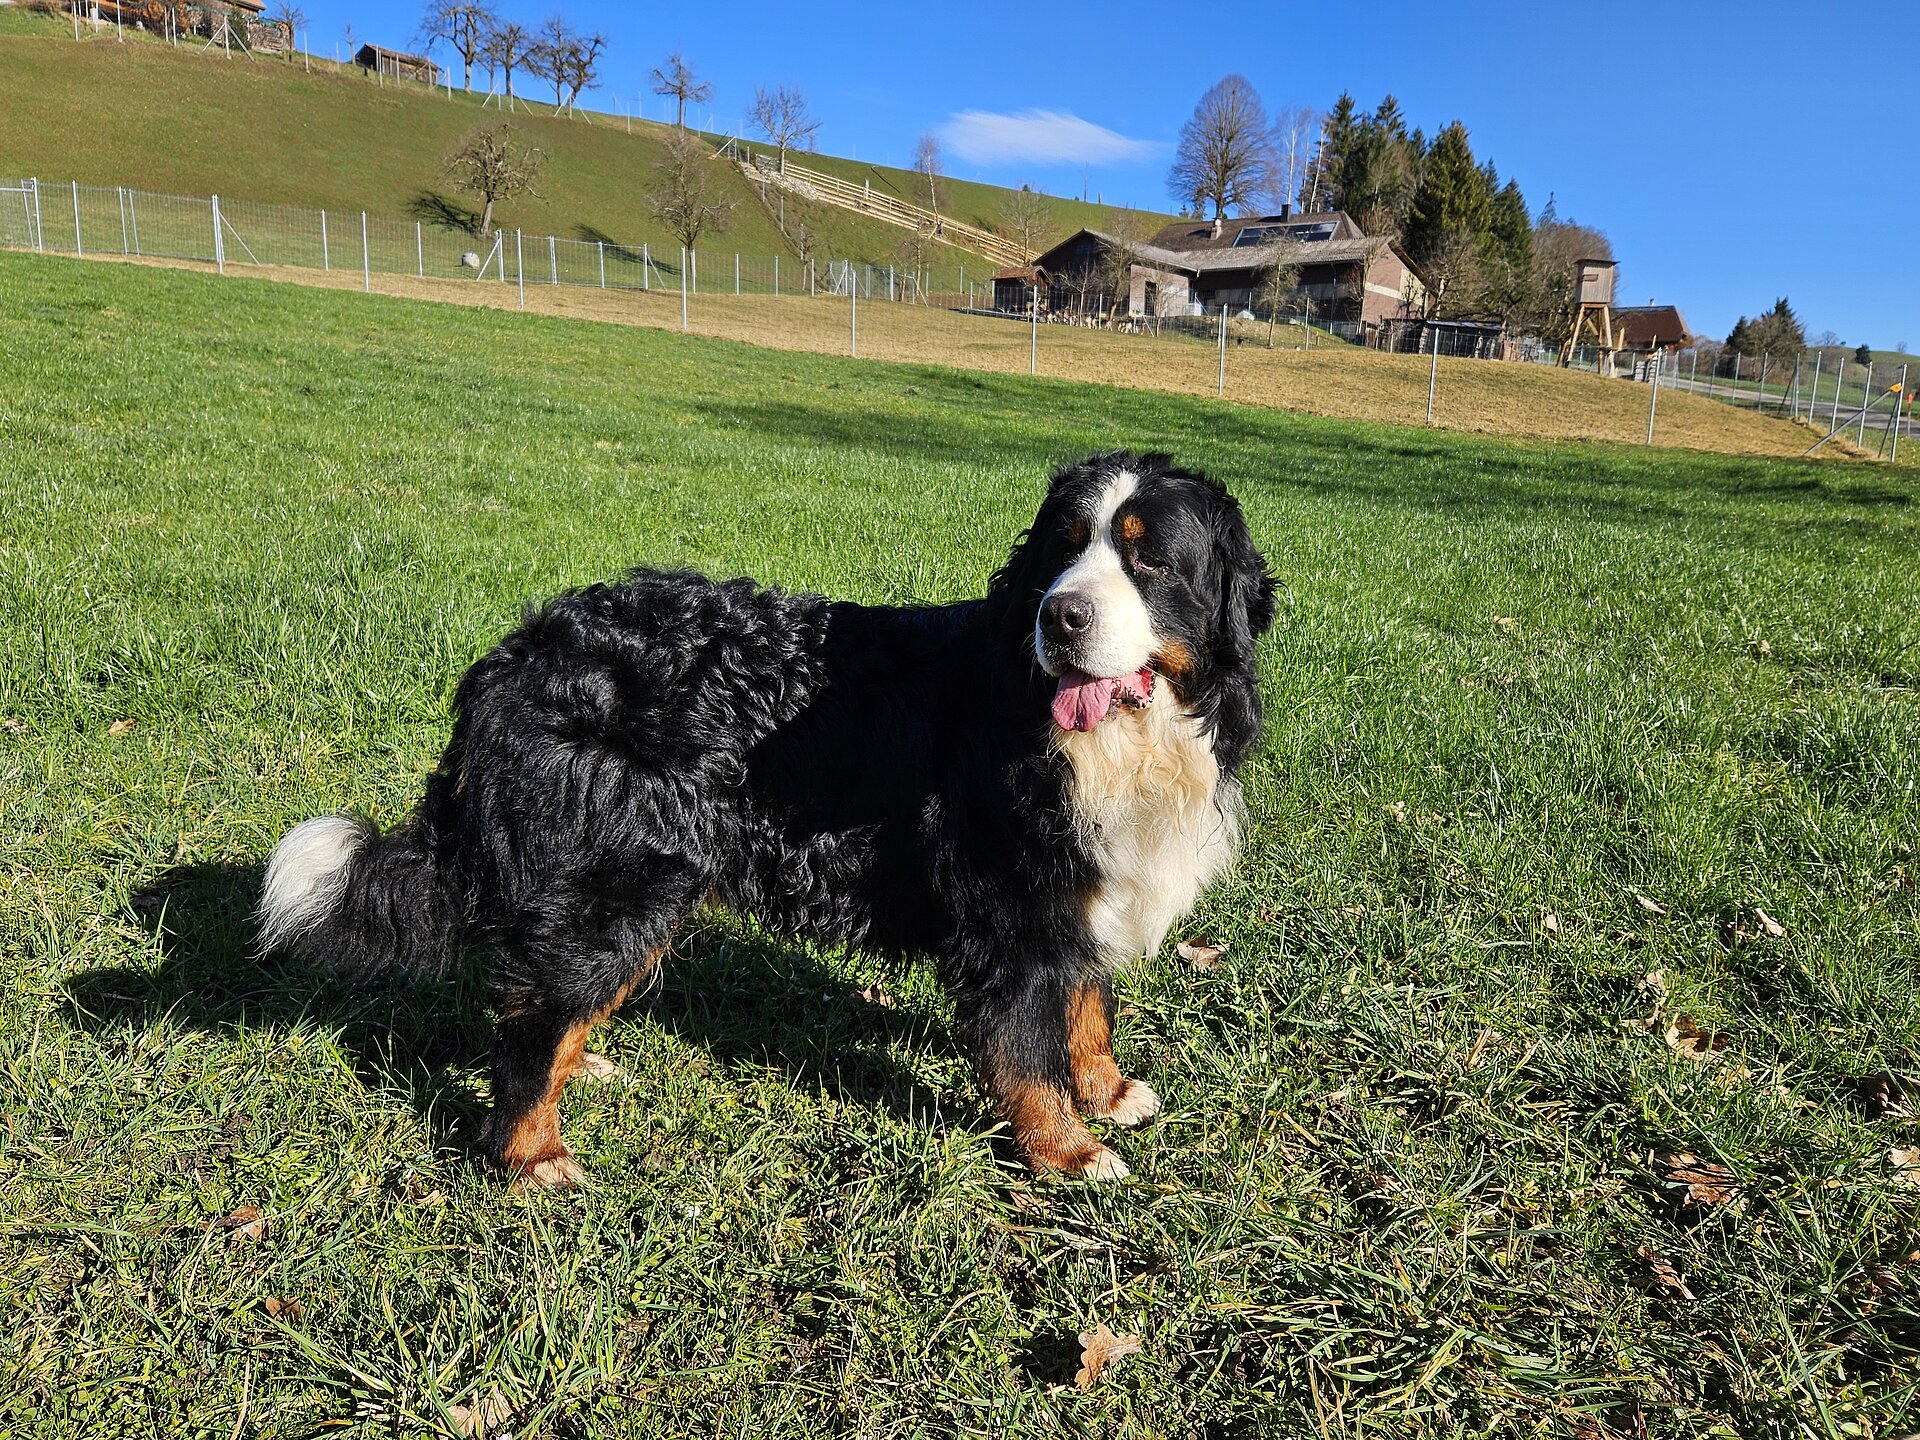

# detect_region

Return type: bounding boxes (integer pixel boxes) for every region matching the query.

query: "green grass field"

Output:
[3,250,1919,1437]
[0,14,1125,269]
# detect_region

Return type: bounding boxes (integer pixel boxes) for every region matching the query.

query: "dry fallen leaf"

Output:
[1176,937,1223,971]
[262,1296,306,1321]
[1621,970,1668,1034]
[1634,893,1668,917]
[1753,638,1772,656]
[1074,1322,1144,1389]
[1890,1148,1920,1187]
[1493,615,1517,630]
[1664,1015,1729,1062]
[202,1205,266,1243]
[1636,1244,1696,1301]
[1541,911,1561,938]
[447,1386,513,1439]
[107,718,136,737]
[1385,800,1408,823]
[1664,1153,1739,1207]
[0,718,26,736]
[1754,908,1786,939]
[855,981,894,1008]
[576,1051,628,1083]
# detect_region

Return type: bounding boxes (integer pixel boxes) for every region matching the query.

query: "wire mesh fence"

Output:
[4,172,1913,462]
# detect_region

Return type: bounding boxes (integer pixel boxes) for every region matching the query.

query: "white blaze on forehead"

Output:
[1036,467,1158,679]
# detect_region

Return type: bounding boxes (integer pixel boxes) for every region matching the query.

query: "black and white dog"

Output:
[261,452,1274,1184]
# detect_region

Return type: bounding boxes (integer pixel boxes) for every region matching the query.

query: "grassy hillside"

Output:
[6,253,1920,1436]
[0,14,1125,267]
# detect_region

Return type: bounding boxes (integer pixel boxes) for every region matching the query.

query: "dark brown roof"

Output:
[1146,211,1359,254]
[1613,305,1692,348]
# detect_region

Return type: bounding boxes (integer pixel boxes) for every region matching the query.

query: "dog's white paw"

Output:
[510,1154,587,1191]
[1077,1147,1131,1181]
[1105,1081,1161,1127]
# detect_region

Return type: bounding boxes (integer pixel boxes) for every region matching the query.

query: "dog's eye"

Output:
[1130,550,1165,575]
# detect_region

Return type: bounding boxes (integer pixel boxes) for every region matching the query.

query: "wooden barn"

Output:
[355,43,443,84]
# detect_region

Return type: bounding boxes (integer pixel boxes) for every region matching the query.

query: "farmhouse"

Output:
[1012,210,1427,335]
[355,43,443,84]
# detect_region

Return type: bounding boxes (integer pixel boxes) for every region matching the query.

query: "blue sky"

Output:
[299,0,1915,348]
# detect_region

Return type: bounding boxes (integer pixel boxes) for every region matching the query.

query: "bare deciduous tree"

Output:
[747,84,819,167]
[649,129,735,249]
[416,1,493,89]
[529,16,604,114]
[913,131,943,209]
[1270,104,1320,212]
[267,1,306,60]
[1254,240,1305,344]
[651,51,712,129]
[1094,208,1157,316]
[1168,75,1277,219]
[444,122,544,236]
[997,186,1054,261]
[486,21,532,104]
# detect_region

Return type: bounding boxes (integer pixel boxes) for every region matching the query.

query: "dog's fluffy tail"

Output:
[259,814,462,974]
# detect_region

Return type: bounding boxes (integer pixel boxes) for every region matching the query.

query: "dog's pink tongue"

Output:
[1051,670,1120,732]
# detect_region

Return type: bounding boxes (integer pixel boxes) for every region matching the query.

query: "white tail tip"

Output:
[259,814,370,953]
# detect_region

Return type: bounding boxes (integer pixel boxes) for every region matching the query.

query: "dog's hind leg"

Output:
[1066,975,1160,1127]
[480,904,673,1189]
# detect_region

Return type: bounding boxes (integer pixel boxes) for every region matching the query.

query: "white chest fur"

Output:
[1055,691,1242,965]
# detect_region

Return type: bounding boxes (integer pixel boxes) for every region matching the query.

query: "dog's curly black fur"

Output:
[262,452,1274,1183]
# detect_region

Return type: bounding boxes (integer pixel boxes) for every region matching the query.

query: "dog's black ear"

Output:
[1214,499,1276,665]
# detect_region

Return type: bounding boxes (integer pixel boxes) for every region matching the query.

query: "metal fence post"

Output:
[1892,364,1908,465]
[516,229,524,309]
[1646,349,1661,444]
[1426,330,1439,424]
[1807,351,1822,423]
[734,252,740,295]
[548,234,556,285]
[71,180,83,256]
[361,211,370,292]
[320,209,329,270]
[127,187,139,255]
[1028,275,1036,375]
[888,266,895,302]
[1859,362,1872,446]
[680,245,688,332]
[852,263,859,356]
[691,248,697,295]
[416,221,424,277]
[1217,304,1227,397]
[28,178,43,252]
[773,255,779,295]
[211,194,224,273]
[1758,352,1770,412]
[597,240,605,288]
[642,242,650,291]
[117,187,128,254]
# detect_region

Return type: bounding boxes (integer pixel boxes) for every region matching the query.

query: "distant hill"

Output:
[0,13,1145,269]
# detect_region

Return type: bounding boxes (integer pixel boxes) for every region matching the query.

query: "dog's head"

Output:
[991,451,1276,769]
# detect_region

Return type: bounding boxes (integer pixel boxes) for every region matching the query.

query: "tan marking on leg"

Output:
[1000,1077,1128,1179]
[1066,983,1128,1115]
[502,955,660,1190]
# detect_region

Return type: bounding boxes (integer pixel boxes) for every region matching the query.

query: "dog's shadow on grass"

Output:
[62,861,951,1164]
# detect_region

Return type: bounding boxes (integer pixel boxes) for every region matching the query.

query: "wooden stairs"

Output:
[733,150,1028,270]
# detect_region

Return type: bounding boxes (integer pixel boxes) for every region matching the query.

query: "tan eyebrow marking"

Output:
[1119,513,1146,543]
[1066,516,1089,547]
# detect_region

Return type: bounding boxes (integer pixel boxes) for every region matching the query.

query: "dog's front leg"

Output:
[956,966,1131,1180]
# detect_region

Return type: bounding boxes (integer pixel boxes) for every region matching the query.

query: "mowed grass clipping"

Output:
[2,251,1919,1438]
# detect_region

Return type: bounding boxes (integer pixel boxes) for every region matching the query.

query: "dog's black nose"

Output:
[1040,593,1094,640]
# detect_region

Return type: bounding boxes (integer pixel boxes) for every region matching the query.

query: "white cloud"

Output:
[936,109,1162,168]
